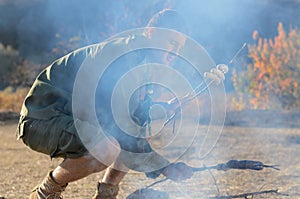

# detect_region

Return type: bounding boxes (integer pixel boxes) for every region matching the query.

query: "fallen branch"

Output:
[209,189,279,199]
[126,188,169,199]
[145,178,168,189]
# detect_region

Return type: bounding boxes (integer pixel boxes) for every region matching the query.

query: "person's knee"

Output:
[88,135,121,168]
[101,136,121,164]
[82,154,108,173]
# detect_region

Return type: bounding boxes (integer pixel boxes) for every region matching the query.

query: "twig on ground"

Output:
[207,166,220,195]
[145,178,169,189]
[209,189,279,199]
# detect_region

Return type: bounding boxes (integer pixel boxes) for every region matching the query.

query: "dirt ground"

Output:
[0,118,300,199]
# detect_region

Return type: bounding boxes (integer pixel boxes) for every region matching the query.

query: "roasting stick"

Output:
[163,43,247,127]
[184,43,246,103]
[145,160,280,189]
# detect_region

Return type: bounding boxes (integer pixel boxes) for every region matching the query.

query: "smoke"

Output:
[0,0,170,63]
[173,0,300,62]
[15,0,113,62]
[1,0,300,197]
[1,0,299,65]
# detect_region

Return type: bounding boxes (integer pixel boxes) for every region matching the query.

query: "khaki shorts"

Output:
[17,115,87,159]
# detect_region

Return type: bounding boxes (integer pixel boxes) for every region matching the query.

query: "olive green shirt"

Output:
[19,34,169,177]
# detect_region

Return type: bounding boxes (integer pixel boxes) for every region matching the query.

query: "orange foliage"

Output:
[0,87,29,112]
[231,22,300,110]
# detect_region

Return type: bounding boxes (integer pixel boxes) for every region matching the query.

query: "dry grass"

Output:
[0,120,300,199]
[0,87,29,112]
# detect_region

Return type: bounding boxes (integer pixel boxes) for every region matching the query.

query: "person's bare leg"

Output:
[102,167,128,185]
[52,154,108,185]
[30,154,113,199]
[101,156,129,185]
[52,136,121,185]
[30,136,121,199]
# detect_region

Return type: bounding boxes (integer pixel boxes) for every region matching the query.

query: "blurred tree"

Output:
[1,0,300,92]
[14,0,172,62]
[0,43,43,89]
[0,0,172,111]
[0,86,28,112]
[232,23,300,110]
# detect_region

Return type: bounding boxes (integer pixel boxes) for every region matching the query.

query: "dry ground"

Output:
[0,118,300,199]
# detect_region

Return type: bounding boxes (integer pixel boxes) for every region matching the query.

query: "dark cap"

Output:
[146,9,188,35]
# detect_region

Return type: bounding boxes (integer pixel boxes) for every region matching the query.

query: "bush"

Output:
[0,43,44,89]
[231,23,300,110]
[0,86,29,112]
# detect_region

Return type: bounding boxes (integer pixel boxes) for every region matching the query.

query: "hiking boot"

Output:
[92,182,119,199]
[29,171,67,199]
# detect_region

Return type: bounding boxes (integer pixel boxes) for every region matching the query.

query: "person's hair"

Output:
[146,9,188,35]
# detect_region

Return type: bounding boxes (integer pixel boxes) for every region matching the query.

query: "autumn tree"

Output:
[232,23,300,110]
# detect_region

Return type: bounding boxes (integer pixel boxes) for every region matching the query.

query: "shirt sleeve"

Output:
[118,142,170,179]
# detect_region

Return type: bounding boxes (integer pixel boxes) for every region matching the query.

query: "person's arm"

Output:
[144,152,193,182]
[118,139,193,181]
[161,162,193,181]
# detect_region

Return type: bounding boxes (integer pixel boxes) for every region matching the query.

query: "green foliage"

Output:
[231,23,300,110]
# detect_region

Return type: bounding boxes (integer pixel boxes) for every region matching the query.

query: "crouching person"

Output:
[16,9,195,199]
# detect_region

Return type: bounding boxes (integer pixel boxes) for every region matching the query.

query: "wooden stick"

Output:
[209,189,278,199]
[145,160,279,189]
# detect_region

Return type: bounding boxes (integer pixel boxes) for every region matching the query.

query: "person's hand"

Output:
[162,162,193,182]
[164,93,191,115]
[204,64,229,85]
